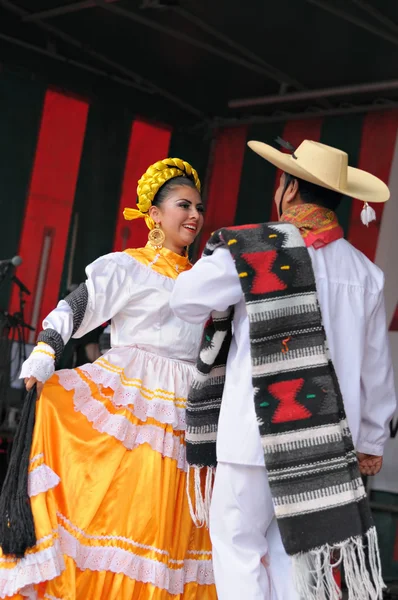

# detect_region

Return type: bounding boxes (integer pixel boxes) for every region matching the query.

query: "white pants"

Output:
[210,462,299,600]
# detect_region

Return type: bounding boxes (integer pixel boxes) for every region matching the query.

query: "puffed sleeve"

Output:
[170,248,243,324]
[20,253,134,382]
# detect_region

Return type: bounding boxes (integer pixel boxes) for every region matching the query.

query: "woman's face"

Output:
[150,185,204,253]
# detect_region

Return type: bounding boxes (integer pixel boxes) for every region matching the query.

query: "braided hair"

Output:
[124,158,201,229]
[137,158,201,212]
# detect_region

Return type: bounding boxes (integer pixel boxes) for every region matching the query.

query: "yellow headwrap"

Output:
[123,157,201,230]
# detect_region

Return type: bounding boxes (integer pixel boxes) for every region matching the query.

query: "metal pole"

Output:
[0,0,204,118]
[174,5,304,90]
[95,0,295,84]
[306,0,398,47]
[214,100,398,128]
[23,0,120,22]
[229,79,398,109]
[349,0,398,36]
[0,32,153,93]
[29,230,53,343]
[174,5,329,111]
[66,213,79,292]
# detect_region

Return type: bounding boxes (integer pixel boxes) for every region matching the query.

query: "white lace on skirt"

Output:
[0,537,64,598]
[28,464,61,497]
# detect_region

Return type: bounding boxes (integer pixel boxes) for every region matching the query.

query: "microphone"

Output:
[0,256,22,267]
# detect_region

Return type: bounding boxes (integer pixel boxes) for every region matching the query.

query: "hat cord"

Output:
[275,136,298,160]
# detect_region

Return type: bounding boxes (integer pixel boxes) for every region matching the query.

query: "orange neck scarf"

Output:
[281,204,344,249]
[124,244,191,280]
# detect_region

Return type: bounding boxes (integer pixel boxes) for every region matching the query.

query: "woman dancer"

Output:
[0,158,215,599]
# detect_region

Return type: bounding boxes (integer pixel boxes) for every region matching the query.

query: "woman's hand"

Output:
[24,377,44,396]
[20,342,55,391]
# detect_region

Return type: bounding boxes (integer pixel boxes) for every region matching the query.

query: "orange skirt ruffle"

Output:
[0,349,216,600]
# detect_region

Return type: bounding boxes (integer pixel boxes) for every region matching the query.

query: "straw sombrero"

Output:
[248,139,390,205]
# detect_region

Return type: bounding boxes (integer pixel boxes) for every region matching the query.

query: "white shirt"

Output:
[170,238,397,466]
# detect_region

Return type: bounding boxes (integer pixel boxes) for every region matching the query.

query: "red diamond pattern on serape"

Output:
[242,250,287,295]
[268,379,312,423]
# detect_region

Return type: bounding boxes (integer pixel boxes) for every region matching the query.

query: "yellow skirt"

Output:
[0,348,216,599]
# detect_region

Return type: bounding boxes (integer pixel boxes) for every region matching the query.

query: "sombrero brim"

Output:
[248,140,390,204]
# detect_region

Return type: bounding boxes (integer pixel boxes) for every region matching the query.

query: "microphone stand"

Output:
[11,275,31,298]
[0,264,12,289]
[10,276,32,363]
[0,273,33,433]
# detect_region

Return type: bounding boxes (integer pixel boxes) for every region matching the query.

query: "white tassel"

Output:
[292,527,385,600]
[361,202,376,227]
[186,465,214,528]
[204,467,214,525]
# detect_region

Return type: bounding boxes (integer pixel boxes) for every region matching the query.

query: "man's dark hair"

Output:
[283,172,343,212]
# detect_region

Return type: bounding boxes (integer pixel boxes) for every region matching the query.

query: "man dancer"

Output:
[170,139,396,599]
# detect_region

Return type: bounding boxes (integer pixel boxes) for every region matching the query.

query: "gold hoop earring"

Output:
[148,223,165,249]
